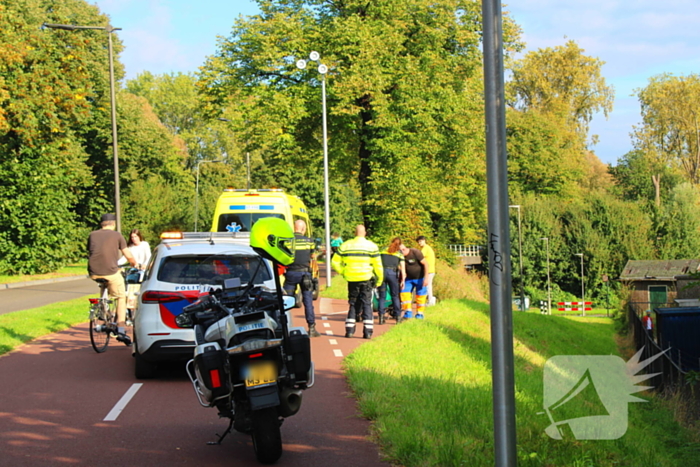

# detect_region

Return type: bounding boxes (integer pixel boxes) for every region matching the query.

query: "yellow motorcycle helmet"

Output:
[250,217,296,265]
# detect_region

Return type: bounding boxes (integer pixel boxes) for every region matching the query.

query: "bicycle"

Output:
[88,279,117,353]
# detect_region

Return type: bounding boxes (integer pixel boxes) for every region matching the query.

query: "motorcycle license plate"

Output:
[244,361,277,388]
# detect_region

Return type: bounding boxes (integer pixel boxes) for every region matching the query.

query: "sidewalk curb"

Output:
[1,275,89,290]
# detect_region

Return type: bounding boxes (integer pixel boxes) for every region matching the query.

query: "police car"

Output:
[132,231,278,379]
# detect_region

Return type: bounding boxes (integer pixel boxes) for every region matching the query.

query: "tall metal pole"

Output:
[246,152,251,190]
[296,53,332,287]
[575,253,585,316]
[43,23,122,232]
[106,27,121,233]
[321,73,332,287]
[509,205,524,311]
[482,0,517,463]
[541,237,551,315]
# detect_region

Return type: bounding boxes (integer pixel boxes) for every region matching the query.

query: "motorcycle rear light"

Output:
[249,353,263,359]
[142,291,187,303]
[210,369,221,388]
[89,298,99,304]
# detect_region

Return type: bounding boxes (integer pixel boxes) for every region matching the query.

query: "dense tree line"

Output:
[3,0,700,308]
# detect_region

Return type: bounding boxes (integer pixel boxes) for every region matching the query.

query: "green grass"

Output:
[320,274,350,300]
[0,262,87,284]
[0,297,89,355]
[344,299,700,466]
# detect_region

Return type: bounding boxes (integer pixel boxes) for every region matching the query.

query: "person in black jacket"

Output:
[283,220,321,337]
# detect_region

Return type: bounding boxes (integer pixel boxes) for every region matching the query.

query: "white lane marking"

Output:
[321,316,328,320]
[104,383,143,421]
[323,322,331,328]
[326,330,334,336]
[329,339,338,345]
[333,349,343,357]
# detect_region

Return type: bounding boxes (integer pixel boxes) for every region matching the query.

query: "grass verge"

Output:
[344,299,700,466]
[0,297,88,356]
[0,262,87,284]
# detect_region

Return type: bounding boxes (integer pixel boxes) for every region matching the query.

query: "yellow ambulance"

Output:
[211,188,319,302]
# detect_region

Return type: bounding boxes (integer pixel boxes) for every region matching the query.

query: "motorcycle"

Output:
[175,272,314,464]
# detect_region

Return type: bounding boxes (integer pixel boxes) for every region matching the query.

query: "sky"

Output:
[92,0,700,166]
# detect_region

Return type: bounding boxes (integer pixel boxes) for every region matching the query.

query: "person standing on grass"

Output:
[377,237,405,324]
[416,236,436,306]
[331,225,383,339]
[399,243,429,320]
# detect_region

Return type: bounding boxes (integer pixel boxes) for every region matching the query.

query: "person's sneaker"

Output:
[309,324,321,338]
[116,333,132,346]
[345,329,355,338]
[363,331,372,339]
[415,313,425,320]
[378,314,386,325]
[403,311,413,319]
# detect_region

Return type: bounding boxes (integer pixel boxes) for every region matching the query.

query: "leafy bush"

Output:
[433,259,488,303]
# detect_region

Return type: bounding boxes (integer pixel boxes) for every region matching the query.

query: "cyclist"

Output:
[87,213,140,345]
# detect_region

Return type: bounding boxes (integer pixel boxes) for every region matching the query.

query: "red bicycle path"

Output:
[0,292,399,466]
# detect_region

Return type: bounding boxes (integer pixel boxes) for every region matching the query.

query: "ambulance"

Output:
[211,188,320,302]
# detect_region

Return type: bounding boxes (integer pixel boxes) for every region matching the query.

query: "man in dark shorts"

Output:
[399,243,429,320]
[87,213,139,345]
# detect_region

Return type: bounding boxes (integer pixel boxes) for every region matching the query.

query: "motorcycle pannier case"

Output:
[193,341,231,402]
[287,328,312,381]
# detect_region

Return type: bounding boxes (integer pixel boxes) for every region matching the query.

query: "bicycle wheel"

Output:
[90,300,112,353]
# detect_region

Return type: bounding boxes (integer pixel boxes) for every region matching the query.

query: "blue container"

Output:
[655,307,700,371]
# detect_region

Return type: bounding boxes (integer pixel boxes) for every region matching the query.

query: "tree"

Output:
[506,41,614,198]
[508,40,614,139]
[652,183,700,260]
[632,73,700,185]
[0,0,117,273]
[610,149,683,204]
[506,109,584,197]
[197,0,522,245]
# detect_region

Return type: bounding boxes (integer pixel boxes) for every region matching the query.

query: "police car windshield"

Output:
[217,213,285,232]
[157,254,271,286]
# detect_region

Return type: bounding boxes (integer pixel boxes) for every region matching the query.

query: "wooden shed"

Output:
[619,259,700,308]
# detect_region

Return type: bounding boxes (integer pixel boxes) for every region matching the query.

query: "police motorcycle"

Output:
[175,218,314,464]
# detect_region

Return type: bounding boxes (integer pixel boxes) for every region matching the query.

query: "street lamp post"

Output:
[575,253,585,316]
[509,205,525,311]
[540,237,551,315]
[297,52,332,287]
[43,22,123,231]
[194,160,222,232]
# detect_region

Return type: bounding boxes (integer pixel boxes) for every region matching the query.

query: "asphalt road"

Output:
[0,277,95,315]
[0,288,396,466]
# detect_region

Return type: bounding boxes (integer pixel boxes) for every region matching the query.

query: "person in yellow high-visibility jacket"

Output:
[331,225,384,339]
[417,236,436,306]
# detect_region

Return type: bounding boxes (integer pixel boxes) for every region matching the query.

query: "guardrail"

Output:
[447,245,482,257]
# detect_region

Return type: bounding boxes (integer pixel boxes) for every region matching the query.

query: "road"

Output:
[0,277,95,315]
[0,287,396,466]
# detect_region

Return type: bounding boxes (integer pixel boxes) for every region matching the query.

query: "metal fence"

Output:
[447,244,482,257]
[628,301,687,393]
